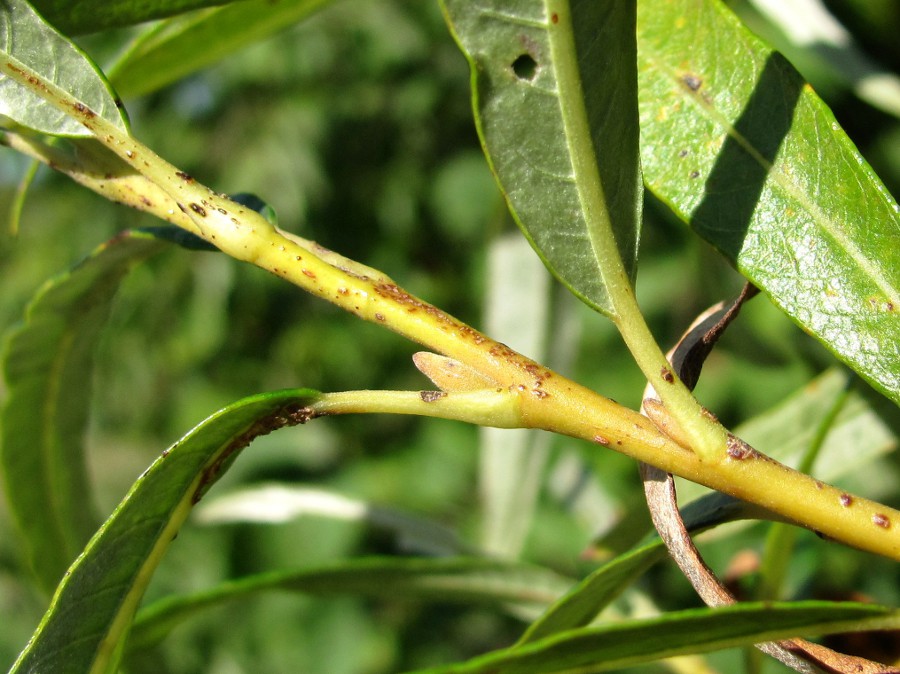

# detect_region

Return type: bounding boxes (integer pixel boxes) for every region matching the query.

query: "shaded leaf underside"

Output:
[443,0,642,317]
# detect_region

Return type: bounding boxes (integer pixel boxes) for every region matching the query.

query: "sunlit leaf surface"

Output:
[0,0,127,136]
[637,0,900,404]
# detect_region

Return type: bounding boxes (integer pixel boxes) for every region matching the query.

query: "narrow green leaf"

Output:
[417,602,897,674]
[442,0,642,316]
[519,492,754,644]
[1,229,168,594]
[108,0,329,99]
[0,0,128,136]
[9,389,320,674]
[127,557,574,653]
[30,0,242,35]
[637,0,900,405]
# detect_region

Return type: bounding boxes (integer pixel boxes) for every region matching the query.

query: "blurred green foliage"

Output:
[1,0,898,672]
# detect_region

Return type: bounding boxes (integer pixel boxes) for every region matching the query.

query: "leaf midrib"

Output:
[545,1,629,314]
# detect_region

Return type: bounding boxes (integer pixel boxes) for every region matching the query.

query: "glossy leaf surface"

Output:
[637,0,900,404]
[1,230,166,594]
[109,0,328,99]
[0,0,127,136]
[10,389,320,674]
[417,602,897,674]
[442,0,642,316]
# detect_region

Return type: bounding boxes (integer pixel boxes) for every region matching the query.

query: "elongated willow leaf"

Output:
[1,230,169,594]
[417,602,898,674]
[0,0,127,136]
[127,557,573,653]
[10,389,320,674]
[637,0,900,405]
[30,0,239,35]
[108,0,329,99]
[442,1,642,317]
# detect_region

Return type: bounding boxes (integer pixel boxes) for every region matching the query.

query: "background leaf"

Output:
[127,557,573,653]
[442,0,642,316]
[108,0,329,99]
[9,388,320,674]
[416,602,898,674]
[31,0,243,35]
[1,229,168,594]
[637,0,900,405]
[0,0,128,136]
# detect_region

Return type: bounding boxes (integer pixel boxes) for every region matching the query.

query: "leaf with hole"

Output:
[442,1,642,317]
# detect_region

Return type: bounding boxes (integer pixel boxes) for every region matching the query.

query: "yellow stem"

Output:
[4,61,900,559]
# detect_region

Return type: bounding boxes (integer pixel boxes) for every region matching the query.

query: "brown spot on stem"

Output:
[374,313,385,321]
[420,391,446,403]
[176,171,194,183]
[189,203,207,217]
[839,493,853,507]
[73,102,96,118]
[661,367,675,383]
[873,513,891,529]
[593,435,610,446]
[726,434,756,460]
[302,269,316,279]
[550,12,558,23]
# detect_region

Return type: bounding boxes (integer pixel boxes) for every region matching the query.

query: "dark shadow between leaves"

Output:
[690,53,803,260]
